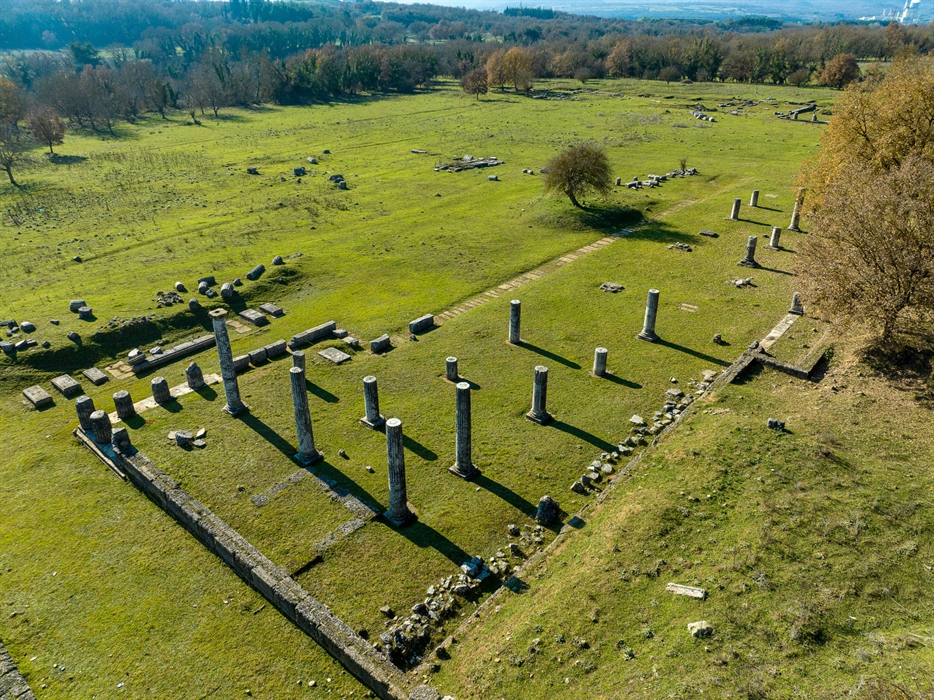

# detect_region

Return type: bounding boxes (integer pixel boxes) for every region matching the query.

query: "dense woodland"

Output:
[1,0,934,136]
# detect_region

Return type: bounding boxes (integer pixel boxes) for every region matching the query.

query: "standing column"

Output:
[739,236,759,267]
[508,300,521,344]
[750,190,759,207]
[360,375,385,429]
[593,347,608,377]
[210,308,247,415]
[789,292,805,315]
[290,366,321,465]
[767,227,782,249]
[788,187,806,231]
[526,365,552,425]
[186,362,205,390]
[637,289,660,342]
[151,376,171,404]
[113,390,135,420]
[450,382,479,480]
[75,395,95,432]
[292,351,305,372]
[446,356,459,382]
[89,409,112,445]
[112,426,133,454]
[728,198,741,221]
[384,418,414,527]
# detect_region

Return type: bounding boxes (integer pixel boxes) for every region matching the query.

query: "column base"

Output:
[725,217,739,221]
[223,402,249,417]
[449,464,480,480]
[526,411,552,425]
[787,226,801,232]
[764,246,781,251]
[507,338,523,346]
[295,450,323,466]
[738,260,760,268]
[383,508,416,528]
[637,331,659,342]
[360,415,386,430]
[789,307,804,316]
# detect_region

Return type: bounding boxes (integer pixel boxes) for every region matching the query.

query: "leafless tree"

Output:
[27,109,65,153]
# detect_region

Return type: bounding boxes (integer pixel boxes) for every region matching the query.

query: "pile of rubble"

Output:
[434,155,504,172]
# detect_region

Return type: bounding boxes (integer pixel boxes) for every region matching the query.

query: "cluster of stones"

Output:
[624,167,697,190]
[570,452,621,495]
[155,290,184,307]
[167,427,207,449]
[378,585,463,667]
[434,155,504,172]
[667,242,693,253]
[690,110,716,122]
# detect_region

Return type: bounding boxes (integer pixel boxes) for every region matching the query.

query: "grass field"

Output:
[5,77,920,700]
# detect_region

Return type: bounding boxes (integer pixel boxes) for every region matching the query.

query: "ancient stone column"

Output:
[360,375,385,429]
[75,395,95,432]
[739,236,759,268]
[637,289,660,342]
[90,409,112,445]
[384,418,414,527]
[292,351,305,373]
[788,188,806,232]
[210,308,246,415]
[767,226,782,249]
[446,356,459,382]
[526,365,552,425]
[729,198,741,221]
[112,427,133,454]
[509,300,521,344]
[789,292,805,315]
[186,362,205,390]
[450,382,479,480]
[750,190,759,207]
[593,347,608,377]
[113,390,135,420]
[151,376,171,404]
[290,366,321,465]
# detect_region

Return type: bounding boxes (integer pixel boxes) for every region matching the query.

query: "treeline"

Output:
[2,0,934,138]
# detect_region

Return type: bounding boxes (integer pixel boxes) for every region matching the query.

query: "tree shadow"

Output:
[656,339,731,366]
[49,154,88,165]
[535,204,643,235]
[622,220,702,245]
[520,342,581,370]
[306,379,340,403]
[601,372,642,389]
[474,473,538,520]
[549,419,616,452]
[403,434,438,461]
[237,412,297,459]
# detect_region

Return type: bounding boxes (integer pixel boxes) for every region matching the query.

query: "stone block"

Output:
[51,374,81,396]
[246,264,265,281]
[248,348,268,366]
[264,339,288,358]
[82,367,109,386]
[288,321,337,348]
[23,385,53,408]
[239,309,269,326]
[232,355,250,372]
[319,347,351,364]
[198,275,216,287]
[408,314,434,335]
[666,583,707,600]
[370,334,391,354]
[258,303,284,317]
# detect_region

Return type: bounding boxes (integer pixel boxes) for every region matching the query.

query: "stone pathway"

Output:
[0,640,35,700]
[433,236,617,327]
[760,312,799,351]
[107,374,221,424]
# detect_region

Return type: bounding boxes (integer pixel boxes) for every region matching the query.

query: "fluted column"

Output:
[384,418,414,527]
[290,366,321,464]
[75,395,95,432]
[151,376,171,404]
[186,362,205,390]
[90,409,112,445]
[210,308,246,415]
[788,187,806,231]
[450,382,479,479]
[360,375,385,429]
[113,390,135,420]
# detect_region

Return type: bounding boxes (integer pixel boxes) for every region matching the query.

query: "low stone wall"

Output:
[108,443,418,700]
[0,640,35,700]
[132,334,216,375]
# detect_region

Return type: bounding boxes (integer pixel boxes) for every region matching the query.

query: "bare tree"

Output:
[798,156,934,344]
[27,110,66,154]
[543,142,612,209]
[0,123,24,186]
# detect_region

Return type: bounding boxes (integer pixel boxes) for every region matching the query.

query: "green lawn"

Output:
[0,78,856,698]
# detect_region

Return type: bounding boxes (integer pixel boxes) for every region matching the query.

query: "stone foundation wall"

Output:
[0,640,35,700]
[110,444,415,700]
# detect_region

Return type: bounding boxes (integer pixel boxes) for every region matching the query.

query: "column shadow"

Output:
[549,419,616,452]
[602,372,642,389]
[656,339,731,366]
[237,413,297,459]
[520,342,581,370]
[403,434,438,461]
[392,520,471,567]
[305,379,340,403]
[474,473,538,520]
[123,414,146,430]
[756,265,794,276]
[195,386,218,401]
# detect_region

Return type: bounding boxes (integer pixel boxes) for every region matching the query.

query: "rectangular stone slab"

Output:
[264,339,288,358]
[288,320,337,349]
[369,334,391,353]
[82,367,109,386]
[318,347,352,364]
[408,313,434,335]
[238,309,269,326]
[232,355,250,372]
[258,303,284,318]
[666,582,707,600]
[51,374,81,396]
[23,385,53,408]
